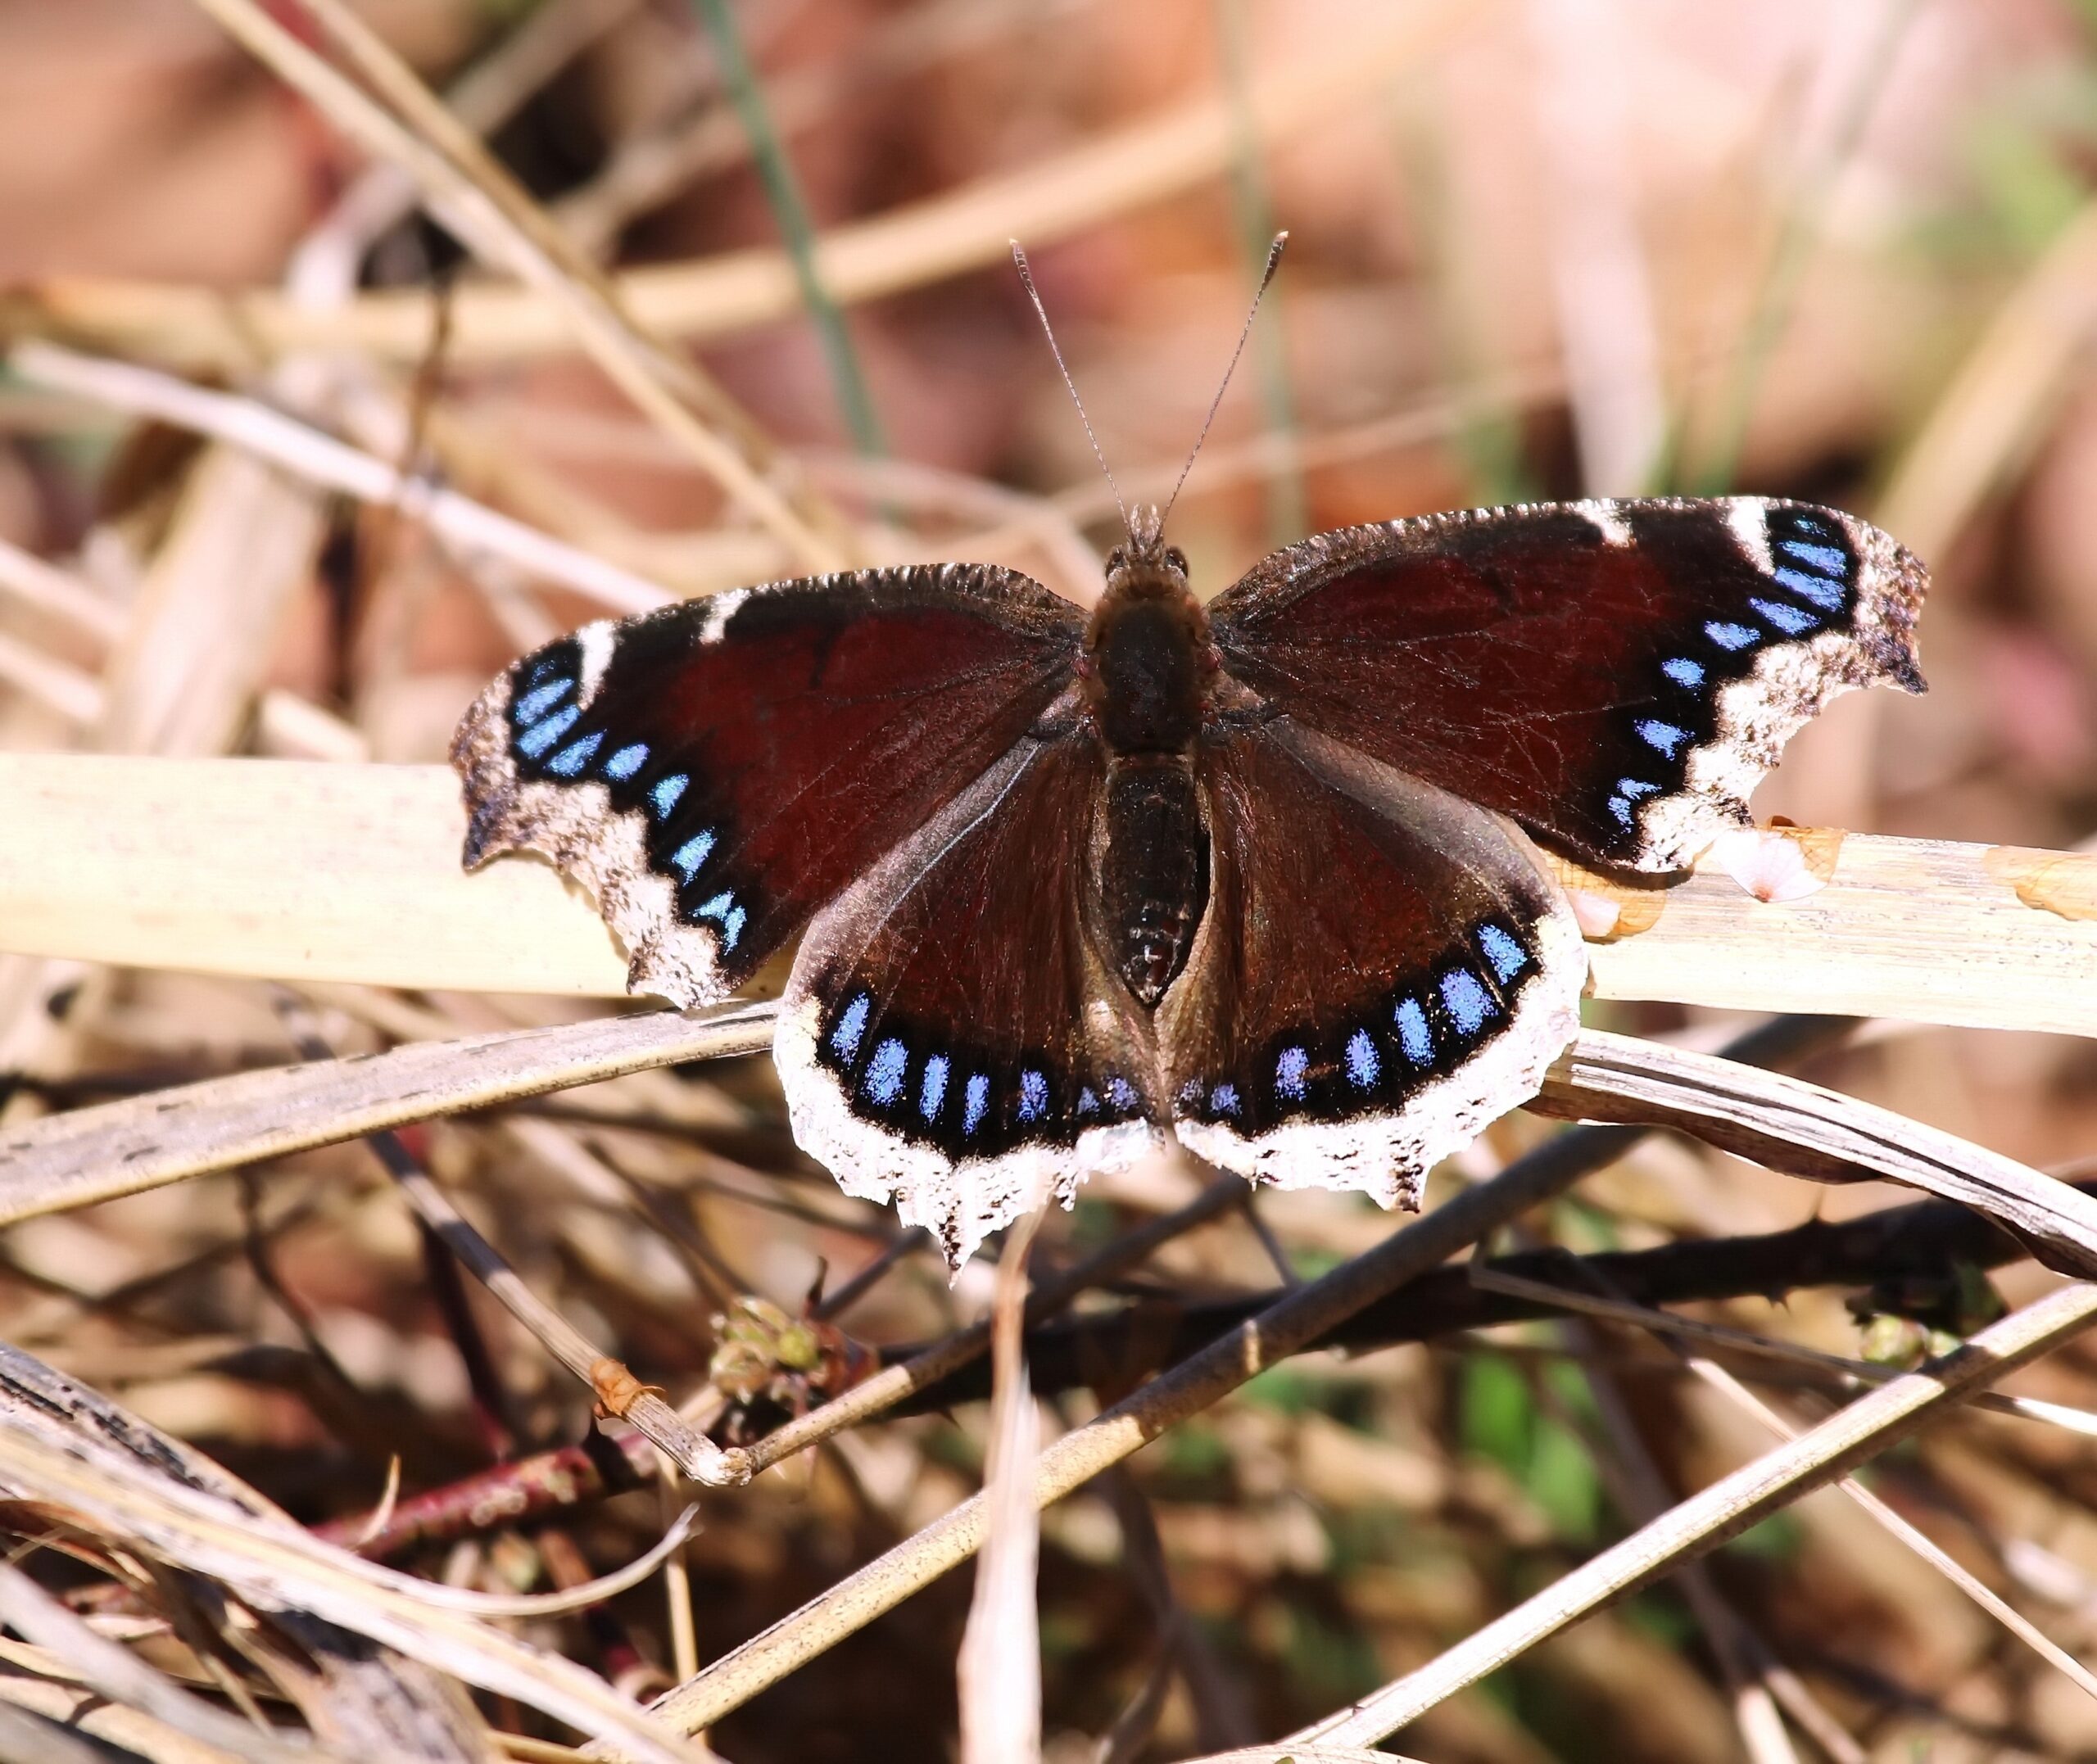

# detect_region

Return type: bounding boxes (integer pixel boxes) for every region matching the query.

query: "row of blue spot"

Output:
[827,990,1137,1138]
[1255,919,1531,1111]
[509,665,747,952]
[1606,511,1855,832]
[820,923,1533,1135]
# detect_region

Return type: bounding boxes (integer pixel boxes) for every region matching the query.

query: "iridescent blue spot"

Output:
[1208,1083,1240,1115]
[603,743,648,781]
[920,1055,949,1122]
[1773,566,1844,611]
[1345,1029,1379,1090]
[1635,720,1688,757]
[1106,1076,1138,1110]
[1661,657,1705,689]
[546,731,603,777]
[863,1039,907,1106]
[670,829,714,880]
[1275,1046,1308,1101]
[1177,1079,1203,1108]
[1479,923,1528,983]
[1751,596,1817,635]
[830,993,870,1063]
[524,651,565,685]
[963,1074,989,1134]
[1621,777,1661,799]
[514,680,571,722]
[1076,1086,1098,1116]
[1779,539,1847,575]
[1441,968,1496,1036]
[516,703,577,758]
[650,774,688,819]
[695,892,745,951]
[1705,621,1758,651]
[1019,1070,1049,1122]
[1608,794,1633,826]
[1395,997,1433,1065]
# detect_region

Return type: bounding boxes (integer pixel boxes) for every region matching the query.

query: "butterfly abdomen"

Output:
[1098,755,1207,1007]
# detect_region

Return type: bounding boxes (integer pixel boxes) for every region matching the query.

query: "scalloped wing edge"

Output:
[1619,500,1926,871]
[451,645,732,1009]
[1171,898,1586,1205]
[773,988,1164,1271]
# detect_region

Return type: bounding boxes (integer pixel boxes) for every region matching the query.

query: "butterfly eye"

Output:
[1166,546,1189,573]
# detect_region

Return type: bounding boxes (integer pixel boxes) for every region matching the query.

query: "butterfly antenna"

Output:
[1159,230,1288,533]
[1011,239,1130,540]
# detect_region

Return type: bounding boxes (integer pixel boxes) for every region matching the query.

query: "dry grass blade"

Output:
[0,1697,197,1764]
[957,1210,1044,1764]
[1538,1028,2097,1275]
[1275,1277,2097,1752]
[0,1346,485,1762]
[0,756,634,997]
[0,1565,332,1764]
[1540,835,2097,1037]
[0,628,102,726]
[6,756,2095,1033]
[1185,1751,1427,1764]
[1503,1253,2094,1732]
[0,1003,775,1227]
[1682,1351,2097,1704]
[186,0,842,571]
[11,342,673,615]
[0,1350,709,1764]
[19,5,1479,370]
[0,534,125,645]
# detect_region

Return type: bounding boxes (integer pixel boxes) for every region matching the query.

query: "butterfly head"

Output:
[1105,502,1183,577]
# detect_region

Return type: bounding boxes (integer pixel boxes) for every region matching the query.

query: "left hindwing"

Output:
[774,731,1164,1269]
[1207,497,1927,872]
[1159,717,1585,1203]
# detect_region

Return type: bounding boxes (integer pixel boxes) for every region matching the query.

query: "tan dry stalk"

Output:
[2,757,2091,1033]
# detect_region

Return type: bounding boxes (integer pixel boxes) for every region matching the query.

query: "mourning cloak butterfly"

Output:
[452,251,1927,1266]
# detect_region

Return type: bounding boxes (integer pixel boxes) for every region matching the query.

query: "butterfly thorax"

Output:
[1084,527,1216,1008]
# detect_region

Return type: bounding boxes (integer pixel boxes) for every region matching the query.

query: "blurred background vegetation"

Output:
[1,2,2095,1761]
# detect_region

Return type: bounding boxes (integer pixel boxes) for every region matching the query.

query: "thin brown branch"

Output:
[633,1119,1657,1739]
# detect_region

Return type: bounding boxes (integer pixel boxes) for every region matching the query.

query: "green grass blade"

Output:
[690,0,886,458]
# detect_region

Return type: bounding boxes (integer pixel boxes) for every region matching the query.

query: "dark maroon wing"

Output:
[776,731,1162,1268]
[451,563,1082,1005]
[1207,498,1927,872]
[1159,718,1584,1202]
